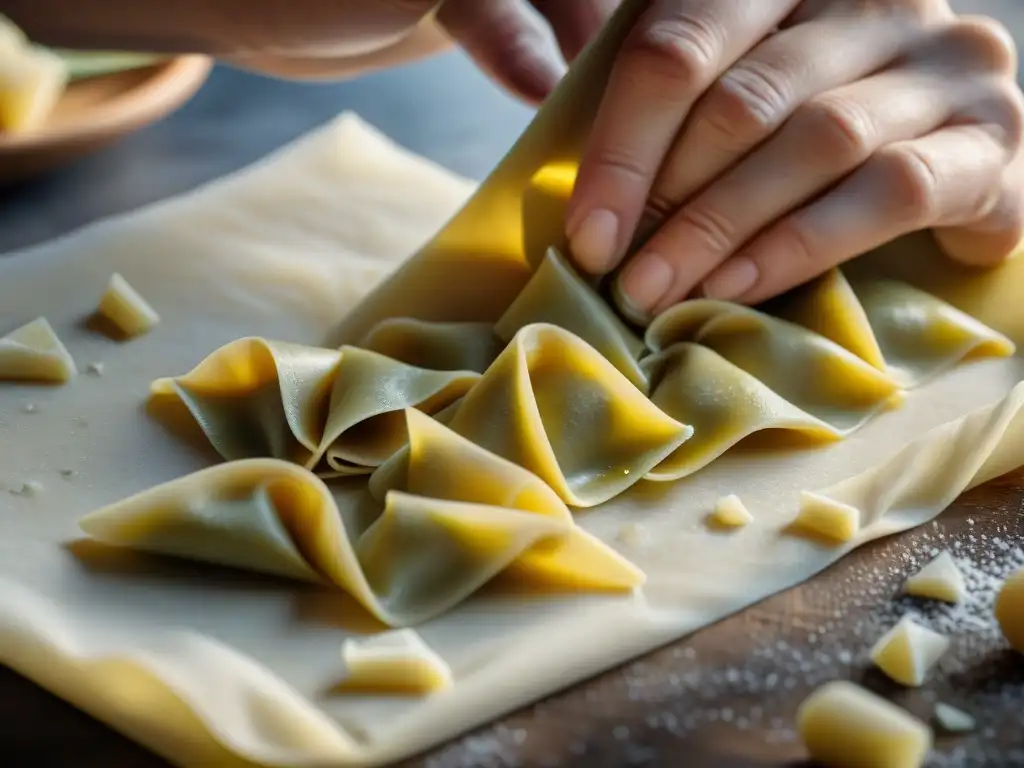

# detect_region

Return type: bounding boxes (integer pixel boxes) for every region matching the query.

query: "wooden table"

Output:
[3,2,1023,766]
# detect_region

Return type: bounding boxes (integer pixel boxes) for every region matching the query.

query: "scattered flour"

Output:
[424,509,1024,767]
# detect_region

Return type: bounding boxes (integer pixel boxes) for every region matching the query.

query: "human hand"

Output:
[3,0,618,104]
[564,0,1024,324]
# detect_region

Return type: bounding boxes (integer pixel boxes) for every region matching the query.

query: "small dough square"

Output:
[95,273,161,339]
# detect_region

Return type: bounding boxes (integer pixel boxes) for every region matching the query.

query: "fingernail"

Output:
[618,254,673,318]
[702,258,758,301]
[569,209,619,273]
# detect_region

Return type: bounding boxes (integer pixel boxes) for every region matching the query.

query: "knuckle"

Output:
[768,219,818,270]
[676,205,736,254]
[623,13,721,88]
[987,80,1024,154]
[593,145,653,185]
[963,79,1024,157]
[700,62,792,143]
[884,0,948,23]
[875,146,940,224]
[797,96,875,165]
[939,16,1018,75]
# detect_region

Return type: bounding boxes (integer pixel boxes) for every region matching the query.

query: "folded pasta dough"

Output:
[494,248,647,391]
[761,269,887,371]
[845,277,1014,386]
[359,318,503,374]
[150,339,478,476]
[79,409,642,626]
[762,269,1014,385]
[647,299,900,429]
[149,337,340,466]
[0,317,77,383]
[314,346,478,475]
[440,323,692,507]
[642,343,849,482]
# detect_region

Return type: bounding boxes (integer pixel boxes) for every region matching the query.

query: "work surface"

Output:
[2,4,1024,767]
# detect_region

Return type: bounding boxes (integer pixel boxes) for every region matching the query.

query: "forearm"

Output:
[1,0,230,52]
[2,0,445,57]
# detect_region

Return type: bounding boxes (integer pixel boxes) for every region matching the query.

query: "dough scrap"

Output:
[95,273,161,339]
[789,491,861,544]
[995,566,1024,653]
[440,323,693,507]
[709,494,753,529]
[870,615,950,687]
[797,680,932,768]
[903,551,966,604]
[933,702,976,734]
[79,408,643,626]
[0,317,77,382]
[359,318,502,373]
[339,629,453,695]
[150,339,478,476]
[493,248,647,391]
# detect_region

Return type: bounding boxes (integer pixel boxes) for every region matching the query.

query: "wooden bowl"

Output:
[0,55,213,187]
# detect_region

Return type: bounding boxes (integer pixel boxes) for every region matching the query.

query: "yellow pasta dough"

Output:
[339,629,453,695]
[903,551,966,604]
[493,248,647,391]
[995,566,1024,653]
[0,317,76,382]
[96,273,162,338]
[441,323,692,507]
[150,339,478,476]
[870,615,950,686]
[358,318,502,373]
[79,408,643,626]
[797,680,932,768]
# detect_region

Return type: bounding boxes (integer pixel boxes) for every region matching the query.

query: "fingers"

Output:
[224,17,451,80]
[436,0,565,104]
[565,0,800,275]
[529,0,621,62]
[707,124,1019,305]
[616,65,957,319]
[934,81,1024,266]
[642,11,917,238]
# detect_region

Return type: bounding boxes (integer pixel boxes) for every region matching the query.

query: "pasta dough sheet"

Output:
[1,114,1024,768]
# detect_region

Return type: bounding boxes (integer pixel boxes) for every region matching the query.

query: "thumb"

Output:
[436,0,565,104]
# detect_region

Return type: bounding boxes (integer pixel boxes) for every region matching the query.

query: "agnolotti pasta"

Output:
[79,409,644,627]
[359,318,503,374]
[494,248,648,391]
[441,323,692,507]
[149,339,479,476]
